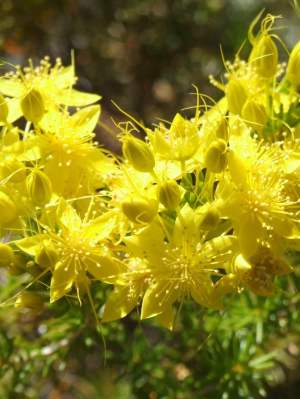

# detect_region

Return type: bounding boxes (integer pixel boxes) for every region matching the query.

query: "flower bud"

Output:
[21,89,45,123]
[158,180,181,210]
[1,159,26,182]
[226,79,247,115]
[6,253,25,275]
[0,191,17,225]
[3,128,19,146]
[198,205,220,230]
[170,113,199,161]
[249,34,278,78]
[122,136,155,172]
[204,139,227,173]
[0,95,9,122]
[241,99,268,132]
[287,41,300,86]
[215,118,229,141]
[170,113,186,136]
[15,292,44,312]
[122,197,158,224]
[0,243,14,267]
[35,240,58,269]
[26,170,52,206]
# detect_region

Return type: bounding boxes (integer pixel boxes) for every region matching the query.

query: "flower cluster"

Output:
[1,14,300,329]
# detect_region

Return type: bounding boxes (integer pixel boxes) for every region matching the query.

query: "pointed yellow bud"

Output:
[0,95,8,122]
[6,253,25,275]
[0,191,17,225]
[0,243,14,267]
[204,139,227,173]
[170,113,186,135]
[158,180,181,210]
[226,79,247,115]
[15,292,44,312]
[21,89,45,123]
[241,99,268,132]
[122,136,155,172]
[249,34,278,78]
[287,41,300,86]
[26,170,52,206]
[169,113,199,161]
[35,240,58,269]
[122,197,158,224]
[216,118,229,141]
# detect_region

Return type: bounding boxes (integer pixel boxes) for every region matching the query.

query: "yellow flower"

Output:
[148,113,200,162]
[124,205,237,326]
[32,106,112,197]
[102,258,149,322]
[16,202,123,302]
[217,143,299,258]
[248,13,278,79]
[0,57,100,123]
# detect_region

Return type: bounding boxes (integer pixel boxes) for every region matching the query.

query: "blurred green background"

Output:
[1,1,300,398]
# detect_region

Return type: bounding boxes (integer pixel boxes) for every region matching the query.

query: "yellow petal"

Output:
[272,217,294,237]
[7,98,22,123]
[50,260,75,302]
[58,89,101,106]
[16,235,44,256]
[70,105,101,134]
[87,255,125,283]
[125,222,164,265]
[173,204,197,245]
[228,150,248,188]
[189,277,218,308]
[153,129,172,156]
[0,78,24,97]
[141,280,179,319]
[54,65,75,89]
[238,216,260,258]
[57,201,81,231]
[102,284,141,322]
[155,306,175,330]
[83,211,116,243]
[214,274,238,298]
[201,236,237,266]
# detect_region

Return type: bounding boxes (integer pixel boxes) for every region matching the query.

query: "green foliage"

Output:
[1,268,300,398]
